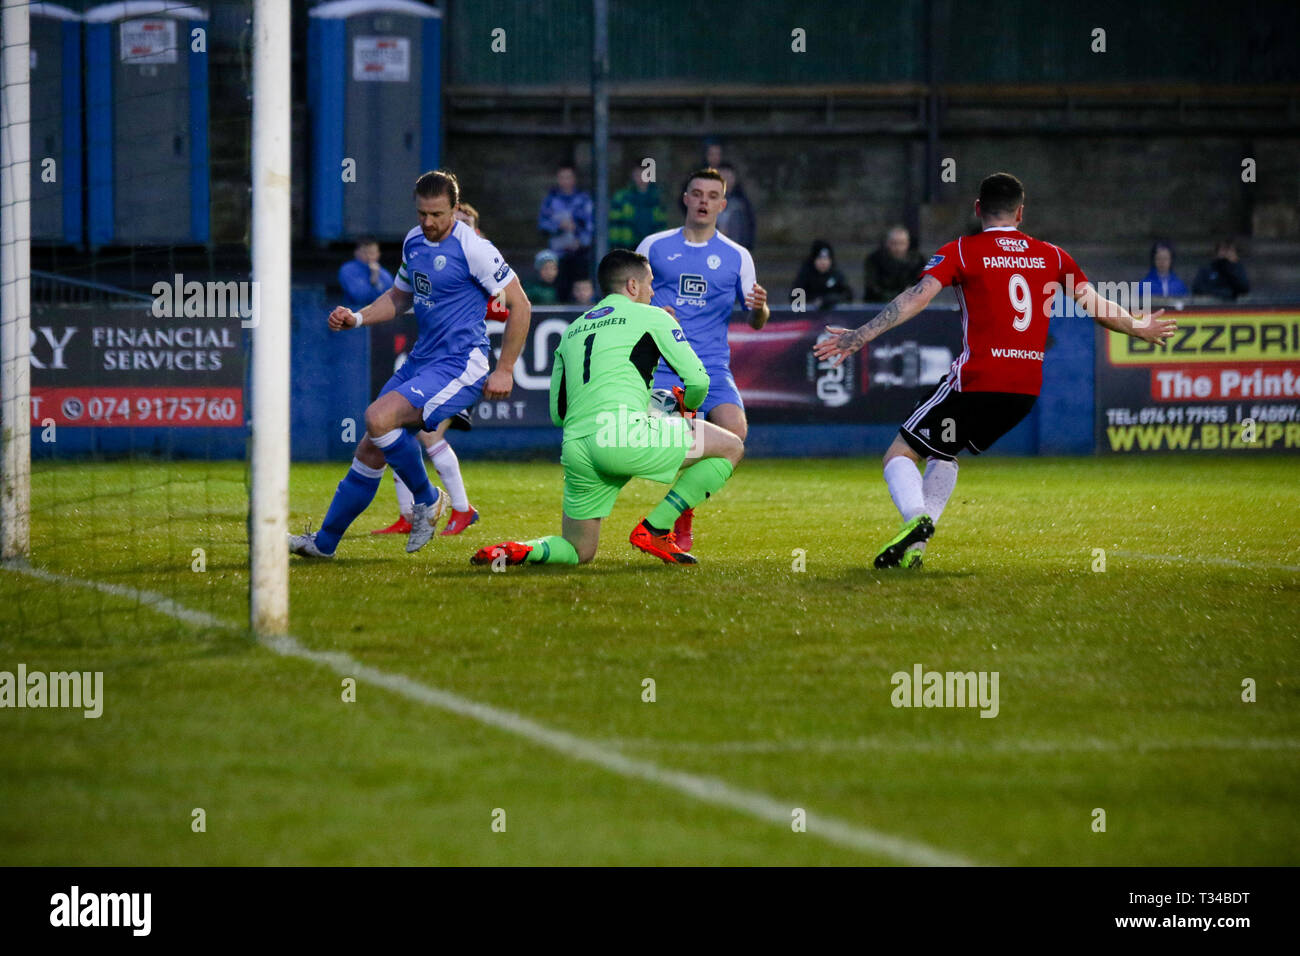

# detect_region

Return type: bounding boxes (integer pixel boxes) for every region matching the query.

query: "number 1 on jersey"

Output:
[1009,273,1031,331]
[582,333,596,383]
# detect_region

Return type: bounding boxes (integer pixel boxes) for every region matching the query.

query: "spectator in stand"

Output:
[538,163,593,300]
[570,278,595,307]
[680,139,728,218]
[609,163,667,251]
[1138,240,1190,299]
[863,225,925,302]
[790,240,853,310]
[525,250,560,305]
[338,235,393,309]
[714,163,756,250]
[1193,239,1250,300]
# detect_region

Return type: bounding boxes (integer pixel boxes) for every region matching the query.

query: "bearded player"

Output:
[635,167,769,551]
[373,201,494,537]
[813,172,1178,568]
[290,170,531,559]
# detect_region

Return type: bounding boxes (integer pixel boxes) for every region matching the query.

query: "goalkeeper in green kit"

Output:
[472,249,744,567]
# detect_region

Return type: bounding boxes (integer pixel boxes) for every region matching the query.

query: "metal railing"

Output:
[31,269,153,306]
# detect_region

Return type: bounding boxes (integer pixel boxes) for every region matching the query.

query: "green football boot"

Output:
[900,546,926,570]
[874,515,935,569]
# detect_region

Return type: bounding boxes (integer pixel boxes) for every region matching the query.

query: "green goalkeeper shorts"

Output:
[562,413,695,520]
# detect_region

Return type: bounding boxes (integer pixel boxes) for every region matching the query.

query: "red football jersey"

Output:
[922,226,1087,395]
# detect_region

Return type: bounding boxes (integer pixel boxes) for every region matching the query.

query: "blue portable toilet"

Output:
[84,1,209,247]
[307,0,442,243]
[30,3,83,245]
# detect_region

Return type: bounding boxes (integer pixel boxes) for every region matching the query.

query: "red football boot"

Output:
[440,506,480,536]
[629,520,698,565]
[371,515,412,535]
[672,507,695,552]
[470,541,533,566]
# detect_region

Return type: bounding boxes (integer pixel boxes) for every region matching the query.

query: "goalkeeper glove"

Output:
[671,386,696,420]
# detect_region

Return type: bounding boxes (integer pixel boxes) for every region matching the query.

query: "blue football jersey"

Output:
[394,220,514,364]
[636,227,756,367]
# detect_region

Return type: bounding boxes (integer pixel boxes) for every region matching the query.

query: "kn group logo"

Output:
[412,271,433,296]
[678,274,707,298]
[996,237,1029,252]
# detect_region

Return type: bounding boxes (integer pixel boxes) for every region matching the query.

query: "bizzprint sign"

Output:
[1096,308,1300,453]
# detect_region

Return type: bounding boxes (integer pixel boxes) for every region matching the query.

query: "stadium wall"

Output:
[441,131,1300,285]
[444,0,1299,87]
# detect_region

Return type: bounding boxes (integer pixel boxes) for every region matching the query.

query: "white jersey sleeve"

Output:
[718,233,757,303]
[459,221,514,296]
[737,245,757,300]
[636,227,677,260]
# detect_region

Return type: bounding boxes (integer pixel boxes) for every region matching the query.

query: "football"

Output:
[648,387,679,418]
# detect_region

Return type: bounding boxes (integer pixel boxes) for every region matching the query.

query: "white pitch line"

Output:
[4,560,974,867]
[1112,550,1300,574]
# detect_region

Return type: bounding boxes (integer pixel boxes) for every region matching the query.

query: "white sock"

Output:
[911,458,959,553]
[883,456,926,522]
[428,439,469,511]
[393,471,414,518]
[922,458,959,523]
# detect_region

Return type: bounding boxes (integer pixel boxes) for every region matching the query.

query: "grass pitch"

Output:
[2,455,1297,865]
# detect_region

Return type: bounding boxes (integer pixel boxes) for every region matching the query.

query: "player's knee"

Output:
[883,439,918,468]
[883,451,916,470]
[577,543,598,563]
[363,404,391,438]
[724,431,745,467]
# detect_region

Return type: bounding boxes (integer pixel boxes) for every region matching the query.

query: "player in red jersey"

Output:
[814,172,1178,568]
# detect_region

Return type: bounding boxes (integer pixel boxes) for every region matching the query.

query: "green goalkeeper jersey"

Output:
[550,294,709,439]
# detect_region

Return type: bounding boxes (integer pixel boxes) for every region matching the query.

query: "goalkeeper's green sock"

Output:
[522,535,581,564]
[646,458,734,531]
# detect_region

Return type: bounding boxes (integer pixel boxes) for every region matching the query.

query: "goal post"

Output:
[0,0,31,562]
[249,0,292,635]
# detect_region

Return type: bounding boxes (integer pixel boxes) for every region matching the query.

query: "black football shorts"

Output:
[898,378,1037,461]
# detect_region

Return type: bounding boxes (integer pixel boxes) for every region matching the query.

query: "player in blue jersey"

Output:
[290,170,532,558]
[373,202,491,538]
[636,167,769,549]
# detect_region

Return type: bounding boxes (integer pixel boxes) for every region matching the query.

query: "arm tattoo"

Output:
[836,297,906,353]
